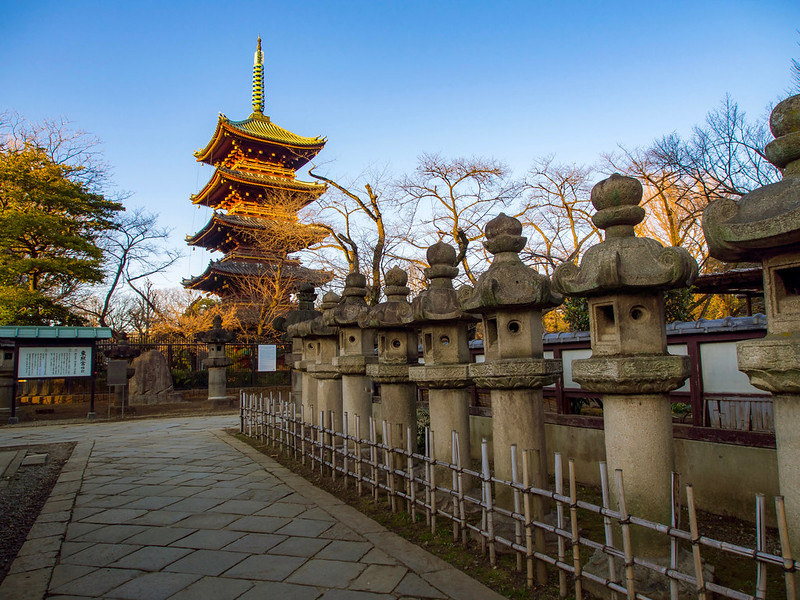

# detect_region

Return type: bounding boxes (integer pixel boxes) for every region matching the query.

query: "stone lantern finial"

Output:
[383,266,410,302]
[426,242,459,287]
[552,174,697,296]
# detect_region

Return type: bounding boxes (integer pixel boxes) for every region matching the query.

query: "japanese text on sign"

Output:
[17,346,93,378]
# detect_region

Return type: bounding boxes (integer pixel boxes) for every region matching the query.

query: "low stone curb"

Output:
[0,440,93,600]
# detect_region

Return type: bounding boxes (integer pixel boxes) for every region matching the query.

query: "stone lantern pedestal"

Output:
[461,214,562,509]
[553,174,697,559]
[325,273,375,441]
[295,292,343,432]
[360,266,418,449]
[407,242,476,483]
[197,316,236,405]
[283,284,322,413]
[703,94,800,549]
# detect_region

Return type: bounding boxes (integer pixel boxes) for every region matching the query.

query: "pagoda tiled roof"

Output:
[182,258,332,294]
[191,166,325,209]
[186,213,328,252]
[194,113,326,168]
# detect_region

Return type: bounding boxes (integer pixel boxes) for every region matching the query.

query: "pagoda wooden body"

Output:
[183,38,329,311]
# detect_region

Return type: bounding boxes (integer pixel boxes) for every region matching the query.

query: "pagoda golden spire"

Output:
[252,36,264,115]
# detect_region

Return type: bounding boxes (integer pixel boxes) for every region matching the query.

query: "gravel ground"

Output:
[0,442,75,584]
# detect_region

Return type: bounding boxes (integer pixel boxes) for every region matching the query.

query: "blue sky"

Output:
[1,0,798,286]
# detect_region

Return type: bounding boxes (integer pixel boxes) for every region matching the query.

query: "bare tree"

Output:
[306,166,401,305]
[398,153,522,284]
[517,157,600,274]
[75,209,181,327]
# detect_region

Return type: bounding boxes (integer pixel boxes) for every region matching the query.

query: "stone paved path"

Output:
[0,415,504,600]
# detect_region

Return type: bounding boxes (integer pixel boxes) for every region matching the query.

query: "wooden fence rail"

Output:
[240,391,798,600]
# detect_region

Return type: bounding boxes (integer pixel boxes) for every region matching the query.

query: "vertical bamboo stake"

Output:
[454,431,467,546]
[343,413,349,489]
[481,439,496,566]
[599,462,619,599]
[319,410,325,476]
[569,460,583,600]
[686,485,707,600]
[755,493,767,600]
[407,427,415,517]
[452,431,460,543]
[300,405,306,467]
[776,496,797,600]
[383,421,397,513]
[522,449,534,588]
[615,469,636,600]
[370,417,379,503]
[511,445,523,572]
[330,410,337,484]
[355,415,363,496]
[430,429,437,534]
[424,426,432,526]
[669,472,680,600]
[531,448,546,585]
[555,453,568,599]
[292,402,298,460]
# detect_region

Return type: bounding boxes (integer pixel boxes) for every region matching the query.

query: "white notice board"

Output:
[17,346,93,378]
[257,345,277,372]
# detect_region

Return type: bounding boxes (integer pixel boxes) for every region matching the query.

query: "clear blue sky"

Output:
[2,0,798,287]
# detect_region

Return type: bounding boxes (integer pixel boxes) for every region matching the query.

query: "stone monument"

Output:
[461,214,562,508]
[282,283,321,410]
[324,273,376,440]
[703,93,800,549]
[197,315,236,405]
[407,242,476,483]
[295,292,343,432]
[553,174,697,556]
[105,333,141,415]
[360,266,418,448]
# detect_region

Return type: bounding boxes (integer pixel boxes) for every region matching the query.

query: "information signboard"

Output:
[257,345,277,372]
[17,346,93,378]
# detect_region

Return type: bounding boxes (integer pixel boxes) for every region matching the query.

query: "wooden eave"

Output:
[194,114,326,169]
[190,168,325,210]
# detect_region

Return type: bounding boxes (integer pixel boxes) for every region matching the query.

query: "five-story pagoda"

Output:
[183,38,329,326]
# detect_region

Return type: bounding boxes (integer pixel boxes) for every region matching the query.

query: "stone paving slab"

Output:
[0,415,506,600]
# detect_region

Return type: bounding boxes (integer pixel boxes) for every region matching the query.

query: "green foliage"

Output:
[664,287,695,323]
[562,296,589,332]
[0,144,123,324]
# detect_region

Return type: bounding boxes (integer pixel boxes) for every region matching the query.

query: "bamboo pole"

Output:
[670,471,680,600]
[455,431,467,546]
[599,462,619,600]
[522,449,534,588]
[319,410,325,476]
[776,496,797,600]
[355,414,363,496]
[481,438,496,567]
[615,469,636,600]
[569,460,583,600]
[408,426,415,518]
[430,429,437,534]
[555,453,568,598]
[343,413,349,489]
[511,445,523,573]
[453,431,461,543]
[755,493,766,600]
[686,484,707,600]
[370,417,379,503]
[300,405,306,467]
[424,426,431,527]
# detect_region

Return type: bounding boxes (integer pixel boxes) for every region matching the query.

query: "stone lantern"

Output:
[105,333,142,415]
[407,242,476,480]
[295,292,343,432]
[197,315,236,404]
[553,174,697,555]
[282,283,321,409]
[360,266,418,447]
[324,273,375,440]
[703,93,800,548]
[461,214,562,506]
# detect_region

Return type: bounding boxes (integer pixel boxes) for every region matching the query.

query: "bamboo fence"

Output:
[240,391,798,600]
